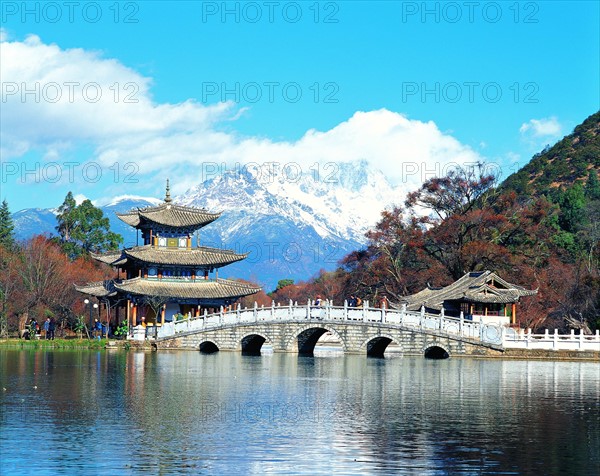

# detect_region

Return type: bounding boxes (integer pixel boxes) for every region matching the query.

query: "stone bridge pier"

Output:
[157,321,504,358]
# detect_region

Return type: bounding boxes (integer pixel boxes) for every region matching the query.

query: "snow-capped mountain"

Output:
[12,160,399,290]
[175,160,399,288]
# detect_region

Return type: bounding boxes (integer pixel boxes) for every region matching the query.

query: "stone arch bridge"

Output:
[142,302,506,358]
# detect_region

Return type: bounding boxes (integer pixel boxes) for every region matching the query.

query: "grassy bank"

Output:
[0,338,126,349]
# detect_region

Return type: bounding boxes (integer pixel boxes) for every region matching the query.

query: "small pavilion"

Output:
[401,271,537,325]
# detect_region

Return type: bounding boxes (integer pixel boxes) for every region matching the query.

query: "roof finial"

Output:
[165,179,172,203]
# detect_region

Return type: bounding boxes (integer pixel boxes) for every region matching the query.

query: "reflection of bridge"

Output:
[137,302,600,357]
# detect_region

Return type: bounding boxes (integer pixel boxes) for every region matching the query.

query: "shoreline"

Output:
[1,338,598,361]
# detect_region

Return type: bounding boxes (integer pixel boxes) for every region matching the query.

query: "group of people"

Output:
[312,295,367,307]
[348,295,363,307]
[27,317,56,340]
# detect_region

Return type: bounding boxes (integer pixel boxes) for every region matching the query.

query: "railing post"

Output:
[401,303,406,325]
[237,303,241,319]
[459,311,464,336]
[289,299,293,319]
[579,329,584,349]
[271,300,275,321]
[344,300,348,320]
[363,301,367,322]
[570,329,575,340]
[219,306,223,326]
[420,305,425,328]
[327,300,331,321]
[203,308,207,329]
[307,299,311,320]
[254,301,258,322]
[439,307,444,331]
[554,328,558,349]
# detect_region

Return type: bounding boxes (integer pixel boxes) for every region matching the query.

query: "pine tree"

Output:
[584,170,600,201]
[56,191,77,242]
[0,199,15,249]
[55,192,123,259]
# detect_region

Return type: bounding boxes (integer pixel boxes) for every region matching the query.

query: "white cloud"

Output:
[73,193,88,205]
[1,35,485,197]
[519,117,562,138]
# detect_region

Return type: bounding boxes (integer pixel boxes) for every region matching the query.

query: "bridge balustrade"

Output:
[151,302,490,343]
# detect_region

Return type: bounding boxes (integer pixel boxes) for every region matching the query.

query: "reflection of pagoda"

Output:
[77,180,260,327]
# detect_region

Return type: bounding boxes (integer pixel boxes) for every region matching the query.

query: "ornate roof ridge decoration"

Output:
[116,202,221,228]
[113,276,261,300]
[401,270,537,311]
[123,245,248,266]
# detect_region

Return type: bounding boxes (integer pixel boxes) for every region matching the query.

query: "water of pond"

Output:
[1,349,598,475]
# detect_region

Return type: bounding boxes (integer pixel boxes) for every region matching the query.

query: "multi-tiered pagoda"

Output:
[76,181,260,328]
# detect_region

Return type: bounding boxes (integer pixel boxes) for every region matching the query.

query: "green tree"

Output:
[276,279,294,291]
[584,170,600,201]
[56,192,123,259]
[0,199,15,249]
[557,185,587,233]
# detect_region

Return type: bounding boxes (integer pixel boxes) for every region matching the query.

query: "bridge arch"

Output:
[199,339,220,354]
[240,333,272,355]
[423,343,450,359]
[285,325,347,355]
[359,334,403,358]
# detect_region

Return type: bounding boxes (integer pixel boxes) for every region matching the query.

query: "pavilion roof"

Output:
[116,202,220,229]
[401,271,537,311]
[113,277,261,300]
[90,250,122,265]
[123,245,247,267]
[75,280,118,298]
[91,245,246,268]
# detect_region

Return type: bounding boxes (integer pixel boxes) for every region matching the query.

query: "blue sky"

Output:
[1,0,599,211]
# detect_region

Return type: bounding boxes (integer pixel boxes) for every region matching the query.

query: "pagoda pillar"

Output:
[511,303,517,325]
[204,270,208,280]
[132,304,137,326]
[160,305,165,325]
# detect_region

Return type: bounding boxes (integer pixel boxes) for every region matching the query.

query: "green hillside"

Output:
[501,111,600,199]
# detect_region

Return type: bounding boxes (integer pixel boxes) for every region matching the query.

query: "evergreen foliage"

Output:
[55,192,123,259]
[0,200,15,249]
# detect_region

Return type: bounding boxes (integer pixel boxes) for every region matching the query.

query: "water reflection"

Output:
[1,350,598,475]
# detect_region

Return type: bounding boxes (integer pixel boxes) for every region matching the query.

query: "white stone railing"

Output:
[503,328,600,352]
[146,300,498,344]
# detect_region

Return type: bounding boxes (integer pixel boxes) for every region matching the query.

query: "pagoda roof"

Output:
[123,245,247,267]
[402,271,537,311]
[116,202,220,229]
[113,277,261,300]
[91,245,246,268]
[90,250,123,265]
[75,280,118,298]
